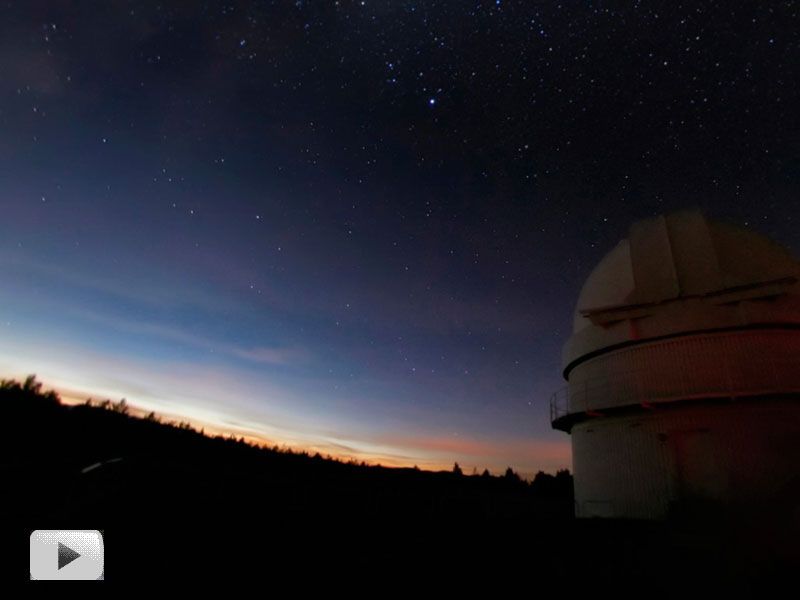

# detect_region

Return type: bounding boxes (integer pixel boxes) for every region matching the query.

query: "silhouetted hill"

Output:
[1,375,574,522]
[2,375,794,585]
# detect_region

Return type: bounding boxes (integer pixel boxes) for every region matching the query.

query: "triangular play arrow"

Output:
[58,542,81,570]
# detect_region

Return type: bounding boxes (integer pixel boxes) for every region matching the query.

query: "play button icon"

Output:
[30,530,104,580]
[58,542,81,570]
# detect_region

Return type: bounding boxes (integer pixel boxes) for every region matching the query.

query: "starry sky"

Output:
[1,1,798,477]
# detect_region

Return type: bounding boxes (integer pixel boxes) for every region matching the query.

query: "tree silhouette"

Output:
[23,374,42,394]
[1,374,577,535]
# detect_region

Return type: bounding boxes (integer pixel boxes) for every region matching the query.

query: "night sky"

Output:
[1,1,798,476]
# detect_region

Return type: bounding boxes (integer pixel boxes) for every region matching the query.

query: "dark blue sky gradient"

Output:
[1,1,798,476]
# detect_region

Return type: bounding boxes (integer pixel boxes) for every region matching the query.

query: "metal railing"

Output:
[550,354,800,424]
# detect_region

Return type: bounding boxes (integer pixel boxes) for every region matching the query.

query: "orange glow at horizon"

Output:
[0,332,571,480]
[53,380,570,478]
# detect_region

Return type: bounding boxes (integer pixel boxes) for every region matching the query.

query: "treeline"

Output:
[2,374,574,526]
[2,374,571,485]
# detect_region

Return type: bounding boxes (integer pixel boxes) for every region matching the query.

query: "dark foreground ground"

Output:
[2,377,796,587]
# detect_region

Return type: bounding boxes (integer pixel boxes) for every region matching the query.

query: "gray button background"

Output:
[30,530,104,580]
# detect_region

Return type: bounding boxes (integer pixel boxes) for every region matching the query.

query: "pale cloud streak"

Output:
[0,256,309,368]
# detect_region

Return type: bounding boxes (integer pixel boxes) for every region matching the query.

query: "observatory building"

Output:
[551,210,800,519]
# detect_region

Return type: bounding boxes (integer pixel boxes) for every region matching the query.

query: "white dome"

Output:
[564,210,800,373]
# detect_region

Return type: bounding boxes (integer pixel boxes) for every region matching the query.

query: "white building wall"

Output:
[571,400,799,519]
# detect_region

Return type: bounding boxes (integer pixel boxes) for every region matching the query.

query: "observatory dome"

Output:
[551,210,800,520]
[563,210,800,375]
